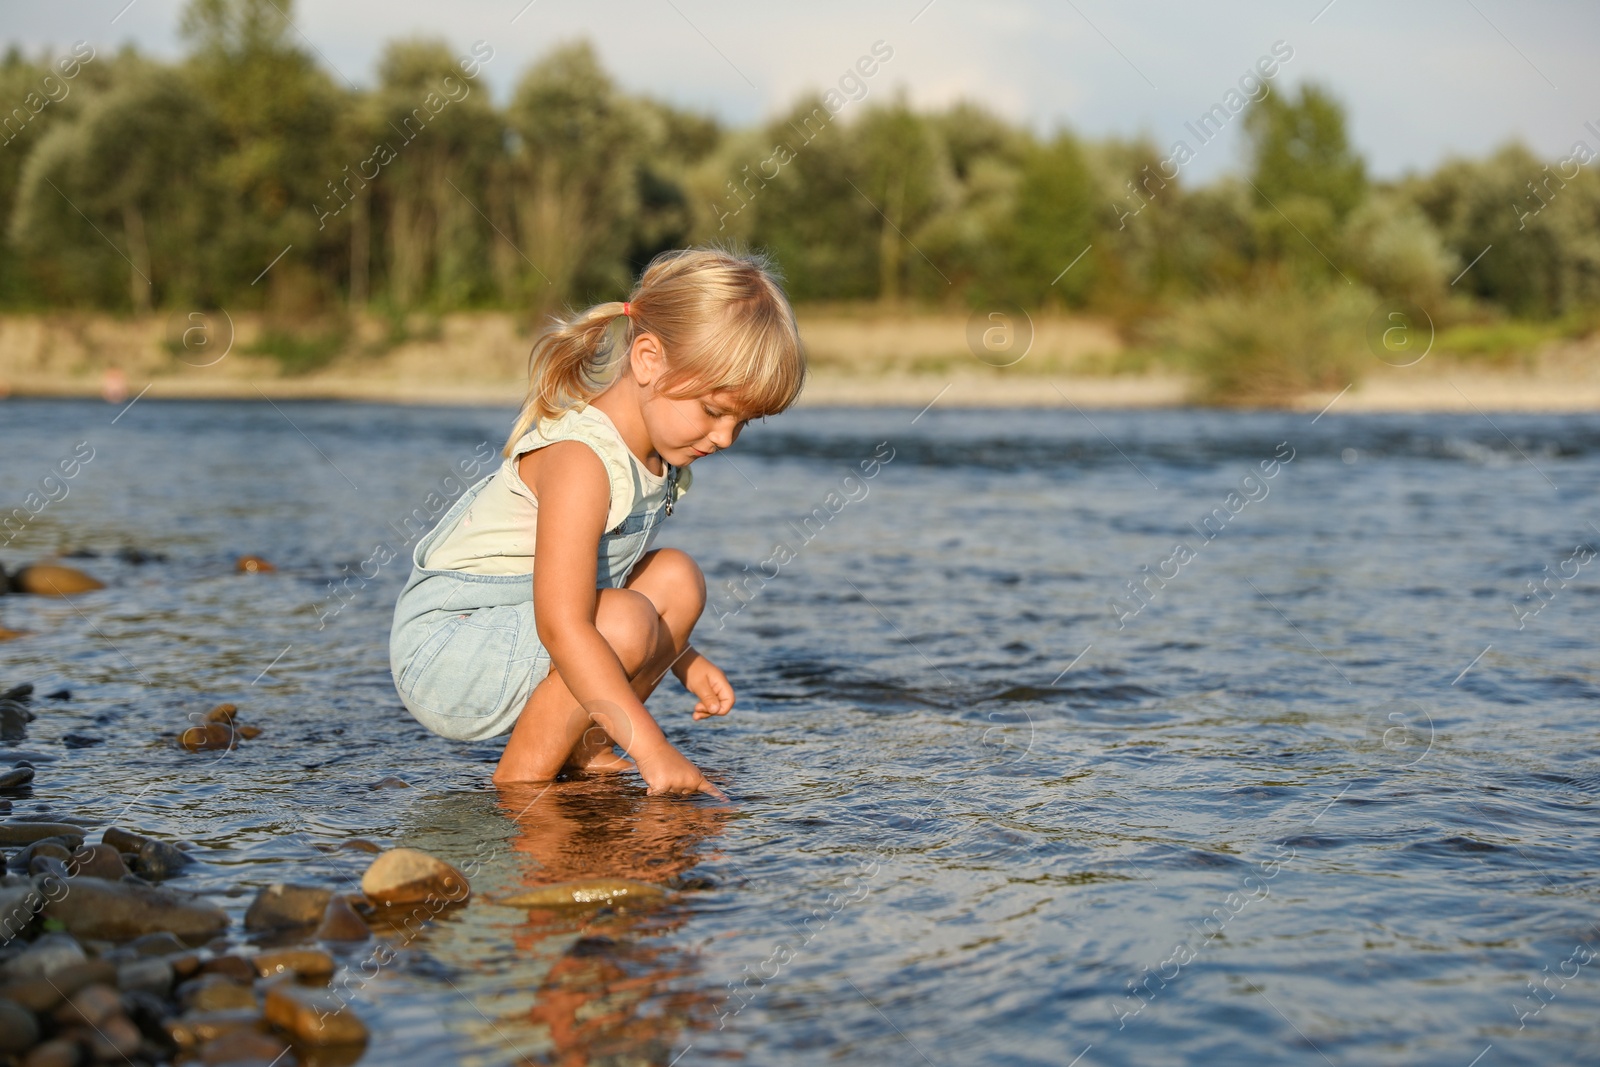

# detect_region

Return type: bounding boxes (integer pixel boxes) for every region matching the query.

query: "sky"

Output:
[7,0,1599,183]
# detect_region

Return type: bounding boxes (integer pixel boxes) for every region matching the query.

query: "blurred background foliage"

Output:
[1,0,1597,401]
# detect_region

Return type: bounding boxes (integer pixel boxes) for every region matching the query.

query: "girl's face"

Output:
[643,387,751,467]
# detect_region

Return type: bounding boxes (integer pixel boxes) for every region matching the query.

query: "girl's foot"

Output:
[564,749,636,775]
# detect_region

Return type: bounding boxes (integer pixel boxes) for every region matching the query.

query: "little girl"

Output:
[390,249,805,798]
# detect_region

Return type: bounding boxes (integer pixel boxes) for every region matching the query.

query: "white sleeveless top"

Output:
[423,405,690,576]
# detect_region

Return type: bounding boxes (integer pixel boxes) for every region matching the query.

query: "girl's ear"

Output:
[629,331,667,389]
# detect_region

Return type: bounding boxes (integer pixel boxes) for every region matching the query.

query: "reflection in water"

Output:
[494,779,729,1066]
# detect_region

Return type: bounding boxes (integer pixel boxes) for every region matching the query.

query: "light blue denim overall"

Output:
[389,464,674,741]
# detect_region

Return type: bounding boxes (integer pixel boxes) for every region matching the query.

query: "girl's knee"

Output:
[640,548,706,613]
[594,588,660,674]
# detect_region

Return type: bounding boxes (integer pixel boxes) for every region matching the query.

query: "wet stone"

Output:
[178,973,256,1013]
[198,955,256,984]
[0,823,81,848]
[68,843,128,881]
[203,704,238,725]
[263,981,367,1047]
[0,979,60,1014]
[244,884,331,931]
[51,982,120,1028]
[340,839,381,855]
[41,876,228,943]
[115,957,173,998]
[235,556,275,574]
[13,565,106,596]
[13,840,72,869]
[127,930,187,957]
[2,933,86,980]
[28,855,68,880]
[314,895,370,942]
[20,1037,81,1067]
[167,1008,262,1053]
[200,1028,295,1065]
[0,767,33,790]
[0,704,30,743]
[40,960,116,1001]
[360,848,470,907]
[133,839,191,880]
[180,723,236,752]
[251,948,334,983]
[100,827,150,854]
[0,995,38,1052]
[367,776,409,790]
[237,724,263,739]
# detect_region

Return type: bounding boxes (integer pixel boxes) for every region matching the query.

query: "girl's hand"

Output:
[682,655,735,720]
[638,746,727,800]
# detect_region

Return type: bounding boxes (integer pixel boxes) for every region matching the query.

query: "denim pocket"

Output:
[397,606,522,719]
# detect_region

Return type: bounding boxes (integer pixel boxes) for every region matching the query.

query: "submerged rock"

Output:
[134,839,191,880]
[40,876,228,943]
[203,703,237,725]
[359,848,470,907]
[263,980,367,1046]
[179,723,236,752]
[244,884,331,931]
[0,767,33,790]
[165,1008,260,1053]
[235,556,275,574]
[0,704,31,742]
[11,565,105,596]
[367,776,409,790]
[492,878,667,909]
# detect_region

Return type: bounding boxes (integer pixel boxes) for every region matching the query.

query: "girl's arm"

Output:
[525,442,722,797]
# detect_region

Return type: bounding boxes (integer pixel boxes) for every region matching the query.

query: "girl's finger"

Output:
[697,778,729,801]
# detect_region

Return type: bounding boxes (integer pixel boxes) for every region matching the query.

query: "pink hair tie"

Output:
[621,301,631,317]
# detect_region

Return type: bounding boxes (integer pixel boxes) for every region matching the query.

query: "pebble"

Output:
[178,973,257,1013]
[0,768,33,790]
[494,878,668,908]
[127,930,187,957]
[20,1037,80,1067]
[367,776,409,789]
[100,827,149,854]
[360,848,471,907]
[251,948,334,983]
[244,884,331,931]
[134,839,191,880]
[11,565,105,596]
[340,839,382,854]
[115,956,173,998]
[0,705,30,741]
[68,843,128,881]
[0,995,38,1052]
[40,876,229,943]
[166,1008,261,1052]
[50,981,120,1027]
[12,841,72,870]
[235,556,275,574]
[0,824,83,848]
[263,980,368,1046]
[199,1028,295,1065]
[203,704,238,725]
[179,723,236,752]
[314,895,370,942]
[198,955,256,984]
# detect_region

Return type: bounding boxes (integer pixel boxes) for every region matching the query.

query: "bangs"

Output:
[657,299,807,417]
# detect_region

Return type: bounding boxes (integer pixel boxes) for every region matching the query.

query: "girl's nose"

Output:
[708,425,736,450]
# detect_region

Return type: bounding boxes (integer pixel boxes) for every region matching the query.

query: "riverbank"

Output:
[3,309,1598,412]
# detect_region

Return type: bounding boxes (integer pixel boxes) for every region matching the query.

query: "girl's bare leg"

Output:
[492,551,708,784]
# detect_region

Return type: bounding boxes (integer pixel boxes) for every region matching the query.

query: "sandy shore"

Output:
[3,310,1597,413]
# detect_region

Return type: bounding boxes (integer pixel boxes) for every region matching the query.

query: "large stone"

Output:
[251,948,334,983]
[40,876,227,943]
[360,848,470,907]
[0,767,33,790]
[50,982,120,1027]
[0,995,38,1053]
[20,1037,80,1067]
[0,704,27,742]
[244,884,331,931]
[314,895,370,942]
[100,827,150,854]
[13,565,105,596]
[263,981,367,1047]
[494,878,667,908]
[0,823,83,848]
[68,843,128,881]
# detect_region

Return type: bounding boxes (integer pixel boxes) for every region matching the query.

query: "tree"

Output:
[1244,84,1367,221]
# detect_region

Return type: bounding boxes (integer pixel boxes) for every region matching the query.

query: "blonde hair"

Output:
[504,248,807,455]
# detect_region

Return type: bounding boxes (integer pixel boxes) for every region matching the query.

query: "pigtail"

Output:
[503,301,632,456]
